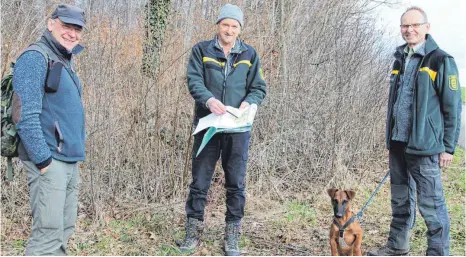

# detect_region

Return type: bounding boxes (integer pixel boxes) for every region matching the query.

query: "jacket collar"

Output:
[403,41,425,56]
[214,35,243,54]
[40,30,84,62]
[394,34,438,60]
[208,35,248,59]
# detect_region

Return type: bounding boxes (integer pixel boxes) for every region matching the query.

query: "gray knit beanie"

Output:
[216,4,244,27]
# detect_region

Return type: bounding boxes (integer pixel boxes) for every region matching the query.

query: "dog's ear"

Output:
[345,190,355,200]
[327,188,338,198]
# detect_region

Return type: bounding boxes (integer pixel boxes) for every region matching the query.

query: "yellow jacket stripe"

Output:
[391,70,399,75]
[233,60,252,67]
[203,57,225,67]
[419,67,437,81]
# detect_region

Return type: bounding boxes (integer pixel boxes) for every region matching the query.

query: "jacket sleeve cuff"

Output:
[446,150,454,155]
[35,156,52,170]
[243,97,256,105]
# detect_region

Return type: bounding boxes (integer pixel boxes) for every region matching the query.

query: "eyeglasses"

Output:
[56,20,83,34]
[400,23,427,30]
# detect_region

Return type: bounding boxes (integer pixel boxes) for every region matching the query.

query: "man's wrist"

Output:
[36,156,52,170]
[206,97,215,108]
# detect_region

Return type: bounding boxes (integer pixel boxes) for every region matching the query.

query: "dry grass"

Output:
[4,0,462,256]
[2,146,463,255]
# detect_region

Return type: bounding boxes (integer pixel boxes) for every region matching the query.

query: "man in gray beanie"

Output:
[12,3,86,255]
[217,3,244,26]
[180,3,266,256]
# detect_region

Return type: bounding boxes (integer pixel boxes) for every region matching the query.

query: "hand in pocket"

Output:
[40,161,52,175]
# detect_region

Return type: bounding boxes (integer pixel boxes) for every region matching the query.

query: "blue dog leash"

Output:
[355,170,416,229]
[355,170,390,219]
[334,170,417,246]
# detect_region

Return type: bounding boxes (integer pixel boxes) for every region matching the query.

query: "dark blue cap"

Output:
[51,4,86,27]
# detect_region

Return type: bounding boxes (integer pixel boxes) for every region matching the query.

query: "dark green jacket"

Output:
[187,37,266,123]
[386,34,462,155]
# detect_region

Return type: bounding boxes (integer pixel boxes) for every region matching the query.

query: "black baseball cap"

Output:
[51,4,86,27]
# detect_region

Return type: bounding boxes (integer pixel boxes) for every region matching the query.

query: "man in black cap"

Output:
[12,3,86,255]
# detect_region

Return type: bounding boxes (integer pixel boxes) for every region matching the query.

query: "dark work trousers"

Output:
[388,141,450,255]
[186,131,250,222]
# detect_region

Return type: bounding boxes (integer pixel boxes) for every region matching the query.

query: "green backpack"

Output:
[1,63,20,180]
[1,43,52,180]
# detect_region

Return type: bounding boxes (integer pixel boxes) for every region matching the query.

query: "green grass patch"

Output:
[154,244,182,256]
[239,235,252,249]
[284,200,317,225]
[11,239,26,250]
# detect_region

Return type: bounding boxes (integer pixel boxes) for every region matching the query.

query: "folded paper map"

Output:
[193,104,257,156]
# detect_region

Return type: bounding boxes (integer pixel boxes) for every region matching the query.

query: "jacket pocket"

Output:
[37,167,66,229]
[54,121,63,153]
[427,116,440,144]
[411,116,437,151]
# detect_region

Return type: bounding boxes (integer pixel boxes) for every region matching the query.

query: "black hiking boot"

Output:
[179,217,204,253]
[224,221,241,256]
[367,245,409,256]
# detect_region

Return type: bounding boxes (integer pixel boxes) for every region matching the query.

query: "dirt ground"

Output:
[1,150,465,256]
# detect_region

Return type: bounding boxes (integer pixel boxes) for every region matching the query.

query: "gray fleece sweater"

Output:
[391,43,426,143]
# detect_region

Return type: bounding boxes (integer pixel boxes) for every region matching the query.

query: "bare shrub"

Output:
[1,0,394,222]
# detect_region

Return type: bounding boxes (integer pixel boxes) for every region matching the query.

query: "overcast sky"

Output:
[376,0,466,86]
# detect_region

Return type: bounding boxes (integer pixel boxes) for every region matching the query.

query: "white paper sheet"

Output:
[193,104,257,135]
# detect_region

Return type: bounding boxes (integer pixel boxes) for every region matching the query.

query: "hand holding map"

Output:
[193,104,257,135]
[193,104,258,156]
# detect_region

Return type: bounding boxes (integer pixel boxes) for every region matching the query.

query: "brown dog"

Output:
[327,189,363,256]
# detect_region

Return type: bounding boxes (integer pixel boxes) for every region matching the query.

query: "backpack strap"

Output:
[7,158,13,180]
[22,43,55,72]
[32,42,82,97]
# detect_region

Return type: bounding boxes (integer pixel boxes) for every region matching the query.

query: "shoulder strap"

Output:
[23,43,50,62]
[34,43,82,95]
[24,42,67,70]
[20,43,55,81]
[31,42,61,64]
[23,43,82,96]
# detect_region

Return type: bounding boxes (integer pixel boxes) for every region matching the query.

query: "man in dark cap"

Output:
[12,3,86,255]
[179,3,266,256]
